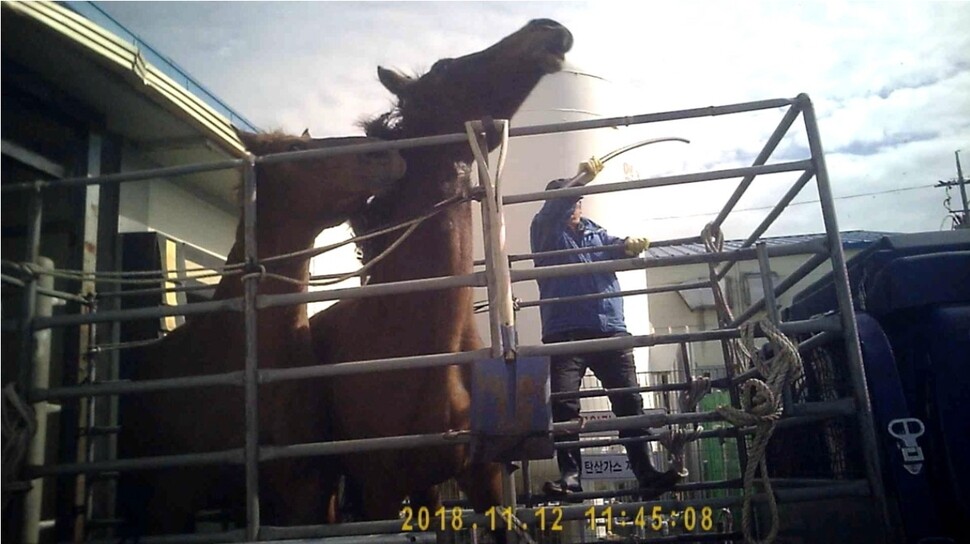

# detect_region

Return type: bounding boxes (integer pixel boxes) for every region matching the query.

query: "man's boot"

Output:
[544,447,583,496]
[542,470,583,496]
[627,443,682,501]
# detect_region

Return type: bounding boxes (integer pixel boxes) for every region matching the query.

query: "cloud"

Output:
[97,0,968,238]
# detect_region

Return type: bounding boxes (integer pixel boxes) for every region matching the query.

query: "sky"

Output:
[95,0,970,239]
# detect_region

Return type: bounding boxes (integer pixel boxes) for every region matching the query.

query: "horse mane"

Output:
[351,110,472,266]
[350,111,406,264]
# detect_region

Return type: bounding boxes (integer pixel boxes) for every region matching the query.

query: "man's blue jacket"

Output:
[529,190,629,341]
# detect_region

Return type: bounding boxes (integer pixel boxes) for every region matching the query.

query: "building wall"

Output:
[117,147,236,259]
[645,247,863,373]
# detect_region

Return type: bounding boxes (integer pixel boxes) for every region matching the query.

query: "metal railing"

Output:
[1,93,888,543]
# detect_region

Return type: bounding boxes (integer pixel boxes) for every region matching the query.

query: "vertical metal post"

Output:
[471,120,516,359]
[73,132,102,544]
[755,242,791,411]
[755,242,780,324]
[241,156,261,540]
[955,150,968,227]
[800,94,889,526]
[473,125,502,359]
[18,186,43,394]
[22,257,54,544]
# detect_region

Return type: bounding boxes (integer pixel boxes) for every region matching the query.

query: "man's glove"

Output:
[624,237,650,256]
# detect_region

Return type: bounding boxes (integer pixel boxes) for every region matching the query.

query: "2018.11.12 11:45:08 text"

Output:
[400,505,718,532]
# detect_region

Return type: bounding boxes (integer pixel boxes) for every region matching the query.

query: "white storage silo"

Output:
[473,63,678,378]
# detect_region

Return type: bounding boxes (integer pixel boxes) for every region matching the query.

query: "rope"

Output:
[701,221,803,544]
[701,223,752,373]
[714,319,802,544]
[2,384,36,510]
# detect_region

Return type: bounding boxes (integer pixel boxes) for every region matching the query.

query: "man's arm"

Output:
[530,184,581,255]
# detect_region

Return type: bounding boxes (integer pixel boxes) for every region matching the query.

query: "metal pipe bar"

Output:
[801,94,889,525]
[87,529,248,544]
[2,273,25,287]
[1,159,244,193]
[797,330,841,353]
[709,103,804,231]
[94,282,217,299]
[519,315,841,358]
[516,281,710,309]
[551,398,855,435]
[28,448,245,477]
[521,479,744,505]
[34,315,838,404]
[87,337,167,354]
[259,431,472,461]
[504,160,813,206]
[261,480,867,539]
[476,235,703,267]
[714,167,816,281]
[512,240,826,284]
[261,316,836,385]
[729,251,830,327]
[4,97,795,195]
[508,97,796,139]
[33,297,242,330]
[240,157,261,540]
[553,330,834,401]
[29,399,854,478]
[259,270,486,309]
[260,348,492,383]
[554,404,854,451]
[3,272,91,304]
[31,371,245,402]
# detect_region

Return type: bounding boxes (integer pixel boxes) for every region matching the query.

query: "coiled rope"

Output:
[703,220,803,544]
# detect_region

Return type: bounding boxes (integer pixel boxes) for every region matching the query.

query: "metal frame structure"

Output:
[1,93,889,543]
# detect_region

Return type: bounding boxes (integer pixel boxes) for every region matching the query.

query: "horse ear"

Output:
[378,66,414,97]
[301,128,311,138]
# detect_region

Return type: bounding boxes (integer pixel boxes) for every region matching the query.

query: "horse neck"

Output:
[367,149,473,285]
[213,218,316,304]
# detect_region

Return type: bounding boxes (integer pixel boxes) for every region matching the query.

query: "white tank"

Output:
[470,63,695,380]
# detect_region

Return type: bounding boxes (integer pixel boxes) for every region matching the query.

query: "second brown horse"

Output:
[310,19,574,520]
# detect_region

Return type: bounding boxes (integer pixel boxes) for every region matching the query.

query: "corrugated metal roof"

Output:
[645,230,895,259]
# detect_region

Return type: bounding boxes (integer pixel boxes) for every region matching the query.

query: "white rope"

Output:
[701,221,803,544]
[715,319,802,544]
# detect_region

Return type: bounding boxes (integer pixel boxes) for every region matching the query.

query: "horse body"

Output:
[117,133,405,535]
[309,19,573,519]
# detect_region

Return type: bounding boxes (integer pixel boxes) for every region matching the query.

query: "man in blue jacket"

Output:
[530,178,681,498]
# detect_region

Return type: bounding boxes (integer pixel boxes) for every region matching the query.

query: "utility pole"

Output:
[935,150,969,229]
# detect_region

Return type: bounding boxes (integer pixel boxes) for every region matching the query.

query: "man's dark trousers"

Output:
[546,330,658,481]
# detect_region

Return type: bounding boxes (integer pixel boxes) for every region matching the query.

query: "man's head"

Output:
[567,198,583,231]
[545,178,583,231]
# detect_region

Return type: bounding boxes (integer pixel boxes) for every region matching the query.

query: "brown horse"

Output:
[309,19,573,520]
[117,131,406,536]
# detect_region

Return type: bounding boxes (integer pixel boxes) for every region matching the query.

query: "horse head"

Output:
[366,18,573,149]
[236,131,406,233]
[352,20,572,262]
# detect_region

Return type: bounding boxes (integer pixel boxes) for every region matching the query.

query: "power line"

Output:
[644,183,934,222]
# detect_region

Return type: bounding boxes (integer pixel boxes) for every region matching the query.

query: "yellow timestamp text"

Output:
[401,506,565,532]
[585,505,716,532]
[400,505,717,533]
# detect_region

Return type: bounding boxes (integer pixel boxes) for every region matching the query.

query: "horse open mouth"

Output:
[539,48,568,73]
[539,29,572,73]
